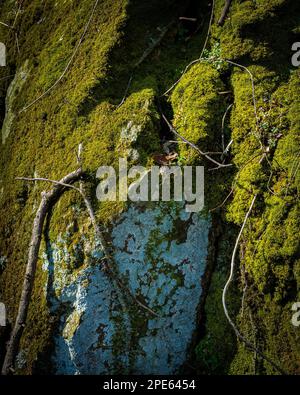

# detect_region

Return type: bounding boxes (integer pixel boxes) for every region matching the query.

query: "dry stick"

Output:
[117,75,133,108]
[2,169,157,375]
[223,139,233,154]
[162,113,232,169]
[179,17,197,22]
[167,140,223,155]
[76,182,159,318]
[221,103,233,153]
[217,0,233,26]
[222,193,287,375]
[1,168,84,375]
[19,0,99,114]
[209,153,263,212]
[77,195,158,317]
[210,58,262,211]
[16,176,158,318]
[162,0,215,96]
[12,1,23,29]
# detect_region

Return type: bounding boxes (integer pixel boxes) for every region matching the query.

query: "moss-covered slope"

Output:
[0,0,299,375]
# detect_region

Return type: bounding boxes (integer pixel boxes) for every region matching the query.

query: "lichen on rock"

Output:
[0,0,299,376]
[41,202,210,374]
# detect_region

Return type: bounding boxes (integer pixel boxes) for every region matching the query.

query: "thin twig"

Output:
[162,113,232,169]
[12,1,23,29]
[0,74,14,81]
[209,150,262,212]
[179,17,197,22]
[167,140,223,155]
[223,139,233,154]
[117,74,133,108]
[225,59,259,128]
[0,21,12,29]
[2,168,84,375]
[16,175,159,318]
[16,177,82,193]
[221,103,233,152]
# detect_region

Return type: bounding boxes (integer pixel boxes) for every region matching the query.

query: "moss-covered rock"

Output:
[0,0,299,375]
[195,0,300,375]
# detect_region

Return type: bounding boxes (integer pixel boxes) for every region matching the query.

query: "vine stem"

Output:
[222,192,287,375]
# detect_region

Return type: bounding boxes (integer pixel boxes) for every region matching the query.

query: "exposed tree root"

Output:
[2,162,158,375]
[161,112,233,169]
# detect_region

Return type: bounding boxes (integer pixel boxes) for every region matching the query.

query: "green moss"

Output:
[0,0,216,373]
[171,63,226,161]
[1,0,299,375]
[213,0,300,69]
[193,0,300,375]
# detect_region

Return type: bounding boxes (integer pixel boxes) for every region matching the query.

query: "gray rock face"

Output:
[42,202,211,374]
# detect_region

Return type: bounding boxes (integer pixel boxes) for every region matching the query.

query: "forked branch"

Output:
[162,113,232,169]
[2,164,158,375]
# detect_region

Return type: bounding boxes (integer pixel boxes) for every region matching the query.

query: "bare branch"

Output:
[16,176,82,193]
[209,151,263,212]
[12,1,24,29]
[0,21,12,29]
[3,161,158,375]
[117,75,133,108]
[225,59,259,128]
[179,17,197,22]
[161,113,233,169]
[0,75,15,81]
